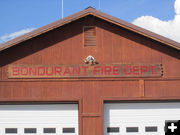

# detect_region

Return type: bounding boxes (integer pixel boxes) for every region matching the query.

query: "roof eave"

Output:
[0,7,180,52]
[0,8,94,51]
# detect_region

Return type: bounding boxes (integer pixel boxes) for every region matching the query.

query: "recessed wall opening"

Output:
[83,26,96,47]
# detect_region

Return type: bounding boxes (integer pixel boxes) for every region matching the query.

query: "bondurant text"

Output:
[8,64,163,78]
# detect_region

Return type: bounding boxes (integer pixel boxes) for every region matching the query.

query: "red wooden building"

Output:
[0,7,180,135]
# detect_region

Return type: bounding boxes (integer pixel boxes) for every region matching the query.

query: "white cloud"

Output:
[0,28,35,44]
[133,0,180,43]
[175,0,180,14]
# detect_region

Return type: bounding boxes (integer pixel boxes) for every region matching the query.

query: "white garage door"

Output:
[104,102,180,135]
[0,104,78,135]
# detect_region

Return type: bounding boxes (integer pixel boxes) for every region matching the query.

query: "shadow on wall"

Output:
[0,15,180,67]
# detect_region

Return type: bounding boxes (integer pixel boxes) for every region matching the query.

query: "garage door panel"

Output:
[0,105,78,116]
[106,116,180,124]
[0,117,78,124]
[0,124,78,135]
[0,104,78,135]
[104,102,180,135]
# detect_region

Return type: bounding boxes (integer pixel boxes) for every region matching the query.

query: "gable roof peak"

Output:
[85,6,96,10]
[0,7,180,51]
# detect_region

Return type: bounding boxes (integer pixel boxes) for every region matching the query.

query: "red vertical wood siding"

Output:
[0,15,180,135]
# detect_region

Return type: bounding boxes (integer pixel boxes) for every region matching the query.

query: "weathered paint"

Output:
[0,14,180,135]
[8,64,162,78]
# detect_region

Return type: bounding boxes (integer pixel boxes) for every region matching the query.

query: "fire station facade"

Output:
[0,7,180,135]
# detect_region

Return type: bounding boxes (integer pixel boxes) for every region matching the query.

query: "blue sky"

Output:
[1,0,179,44]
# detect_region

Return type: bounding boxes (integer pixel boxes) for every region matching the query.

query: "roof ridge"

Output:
[0,7,180,51]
